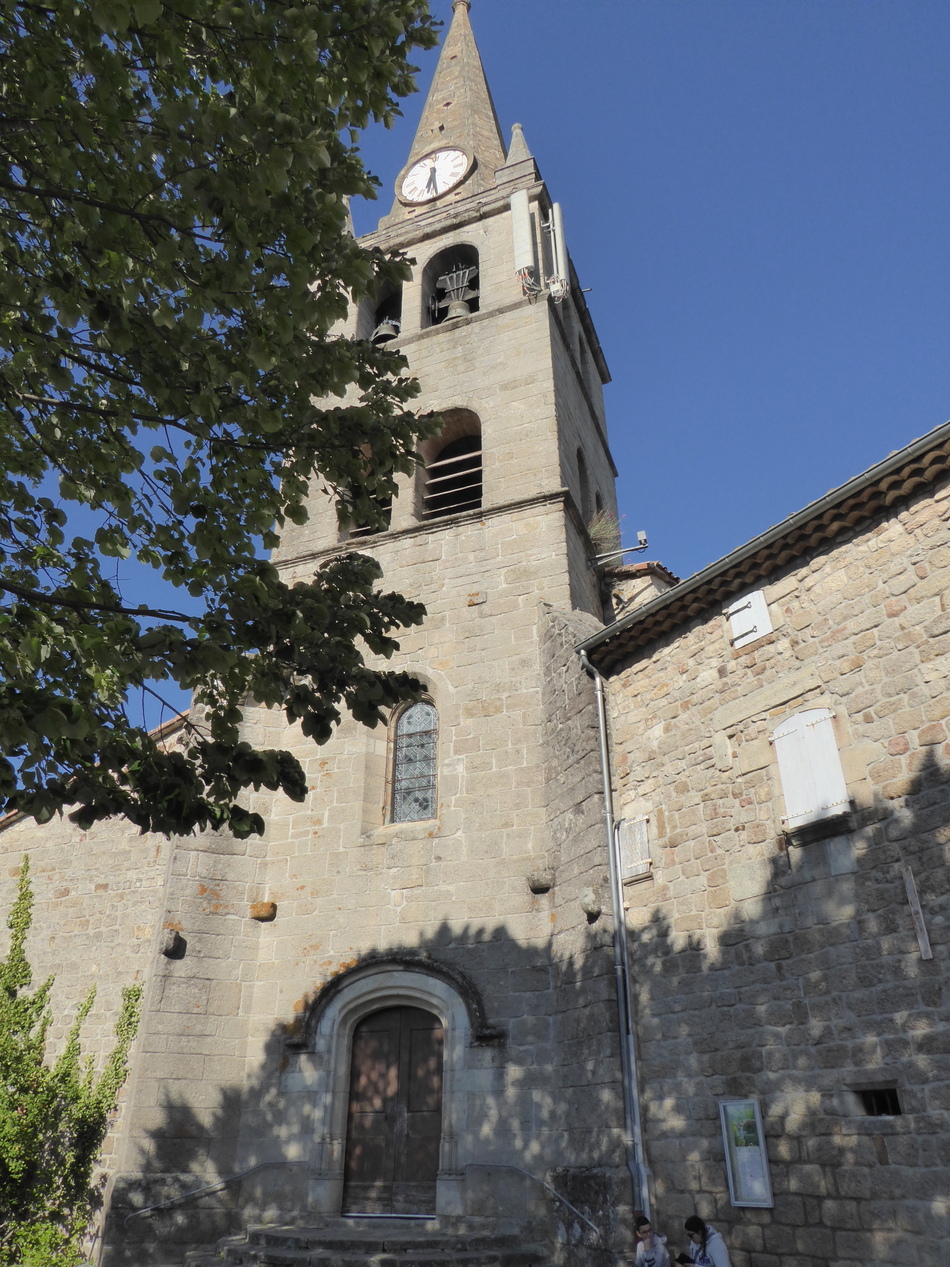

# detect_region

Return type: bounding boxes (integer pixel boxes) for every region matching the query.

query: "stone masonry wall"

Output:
[539,604,634,1259]
[0,805,171,1251]
[606,477,950,1267]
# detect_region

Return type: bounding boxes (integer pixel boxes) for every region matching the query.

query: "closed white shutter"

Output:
[772,709,850,829]
[619,817,652,881]
[725,590,773,649]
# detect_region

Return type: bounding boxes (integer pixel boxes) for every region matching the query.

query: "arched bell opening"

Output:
[419,409,483,520]
[422,244,480,328]
[576,447,592,524]
[342,443,394,541]
[346,493,393,540]
[370,282,403,345]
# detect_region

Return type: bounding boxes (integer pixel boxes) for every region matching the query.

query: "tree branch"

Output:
[0,579,193,624]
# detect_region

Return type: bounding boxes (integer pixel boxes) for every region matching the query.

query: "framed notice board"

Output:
[719,1098,774,1208]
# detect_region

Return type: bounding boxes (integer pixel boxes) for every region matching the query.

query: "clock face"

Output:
[400,149,470,204]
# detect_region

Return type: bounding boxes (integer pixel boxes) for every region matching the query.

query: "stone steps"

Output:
[192,1222,546,1267]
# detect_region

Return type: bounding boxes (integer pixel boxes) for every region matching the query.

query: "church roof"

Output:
[579,417,950,673]
[385,0,507,221]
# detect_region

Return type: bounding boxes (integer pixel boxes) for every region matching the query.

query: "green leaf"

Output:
[133,0,163,23]
[0,0,439,838]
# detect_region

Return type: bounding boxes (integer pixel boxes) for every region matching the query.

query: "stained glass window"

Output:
[392,702,438,823]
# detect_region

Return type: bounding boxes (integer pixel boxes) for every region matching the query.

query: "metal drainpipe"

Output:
[579,650,651,1221]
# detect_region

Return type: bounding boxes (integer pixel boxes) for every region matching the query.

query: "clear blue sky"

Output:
[352,0,950,581]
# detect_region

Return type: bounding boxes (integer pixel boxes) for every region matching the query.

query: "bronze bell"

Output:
[372,319,400,343]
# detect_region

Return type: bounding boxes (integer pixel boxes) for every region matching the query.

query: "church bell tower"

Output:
[252,0,630,1236]
[110,3,635,1260]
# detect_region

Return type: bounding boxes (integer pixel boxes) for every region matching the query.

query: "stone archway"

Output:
[302,964,474,1217]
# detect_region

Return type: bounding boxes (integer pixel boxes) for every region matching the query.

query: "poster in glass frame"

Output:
[718,1098,774,1208]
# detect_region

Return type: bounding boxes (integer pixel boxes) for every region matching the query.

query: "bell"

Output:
[445,299,470,321]
[372,319,399,343]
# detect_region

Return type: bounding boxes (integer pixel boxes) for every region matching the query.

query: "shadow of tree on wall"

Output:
[102,752,948,1267]
[624,746,948,1267]
[102,918,632,1267]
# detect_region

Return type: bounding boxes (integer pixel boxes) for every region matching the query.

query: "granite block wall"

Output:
[606,477,950,1267]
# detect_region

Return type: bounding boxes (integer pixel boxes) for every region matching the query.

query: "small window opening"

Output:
[423,244,480,327]
[348,493,393,540]
[391,701,438,823]
[857,1087,902,1117]
[371,284,402,345]
[578,333,590,382]
[576,448,592,523]
[423,435,482,519]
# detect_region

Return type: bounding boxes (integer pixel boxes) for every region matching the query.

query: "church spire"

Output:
[386,0,507,220]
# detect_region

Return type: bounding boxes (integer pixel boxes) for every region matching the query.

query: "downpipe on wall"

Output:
[578,651,651,1221]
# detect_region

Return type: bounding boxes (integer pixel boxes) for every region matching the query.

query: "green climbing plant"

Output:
[0,858,142,1266]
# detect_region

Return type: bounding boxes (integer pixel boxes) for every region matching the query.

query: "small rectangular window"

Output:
[725,589,773,649]
[618,817,652,882]
[856,1087,902,1117]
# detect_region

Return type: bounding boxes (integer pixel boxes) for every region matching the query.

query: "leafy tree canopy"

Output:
[0,858,142,1266]
[0,0,440,837]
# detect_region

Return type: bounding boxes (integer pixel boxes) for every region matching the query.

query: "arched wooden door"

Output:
[342,1006,444,1215]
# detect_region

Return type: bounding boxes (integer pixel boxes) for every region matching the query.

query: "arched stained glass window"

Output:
[392,701,438,823]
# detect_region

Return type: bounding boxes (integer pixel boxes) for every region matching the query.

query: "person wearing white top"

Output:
[674,1216,733,1267]
[633,1215,670,1267]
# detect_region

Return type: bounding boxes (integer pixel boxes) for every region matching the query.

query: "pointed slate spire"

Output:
[386,0,507,219]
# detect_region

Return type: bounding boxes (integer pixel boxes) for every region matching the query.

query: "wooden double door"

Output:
[342,1006,444,1215]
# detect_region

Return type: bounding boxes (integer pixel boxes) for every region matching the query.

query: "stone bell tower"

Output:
[101,3,635,1263]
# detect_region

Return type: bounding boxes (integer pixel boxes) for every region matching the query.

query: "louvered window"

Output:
[772,708,850,836]
[423,436,482,519]
[349,494,392,540]
[391,702,438,823]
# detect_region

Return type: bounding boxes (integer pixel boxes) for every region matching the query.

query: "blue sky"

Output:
[352,0,950,580]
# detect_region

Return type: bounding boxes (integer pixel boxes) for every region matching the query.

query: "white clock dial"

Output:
[400,149,470,204]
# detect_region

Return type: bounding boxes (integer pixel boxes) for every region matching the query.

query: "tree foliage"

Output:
[0,0,440,836]
[0,858,142,1266]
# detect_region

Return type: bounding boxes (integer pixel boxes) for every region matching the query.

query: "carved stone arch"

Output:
[417,407,483,521]
[388,663,458,723]
[421,241,481,327]
[300,954,502,1049]
[299,957,502,1216]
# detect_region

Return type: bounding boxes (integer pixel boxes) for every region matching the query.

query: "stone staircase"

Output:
[184,1218,548,1267]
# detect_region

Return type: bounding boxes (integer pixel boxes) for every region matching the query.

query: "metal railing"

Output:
[123,1158,601,1242]
[466,1163,602,1240]
[122,1160,308,1227]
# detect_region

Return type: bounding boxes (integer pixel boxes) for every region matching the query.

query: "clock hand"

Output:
[425,163,439,195]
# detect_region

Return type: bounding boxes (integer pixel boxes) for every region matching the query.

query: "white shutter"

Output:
[619,817,652,881]
[725,590,773,649]
[772,709,850,829]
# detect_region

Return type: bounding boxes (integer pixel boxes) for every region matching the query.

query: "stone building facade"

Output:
[1,5,948,1267]
[579,428,950,1267]
[2,5,631,1265]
